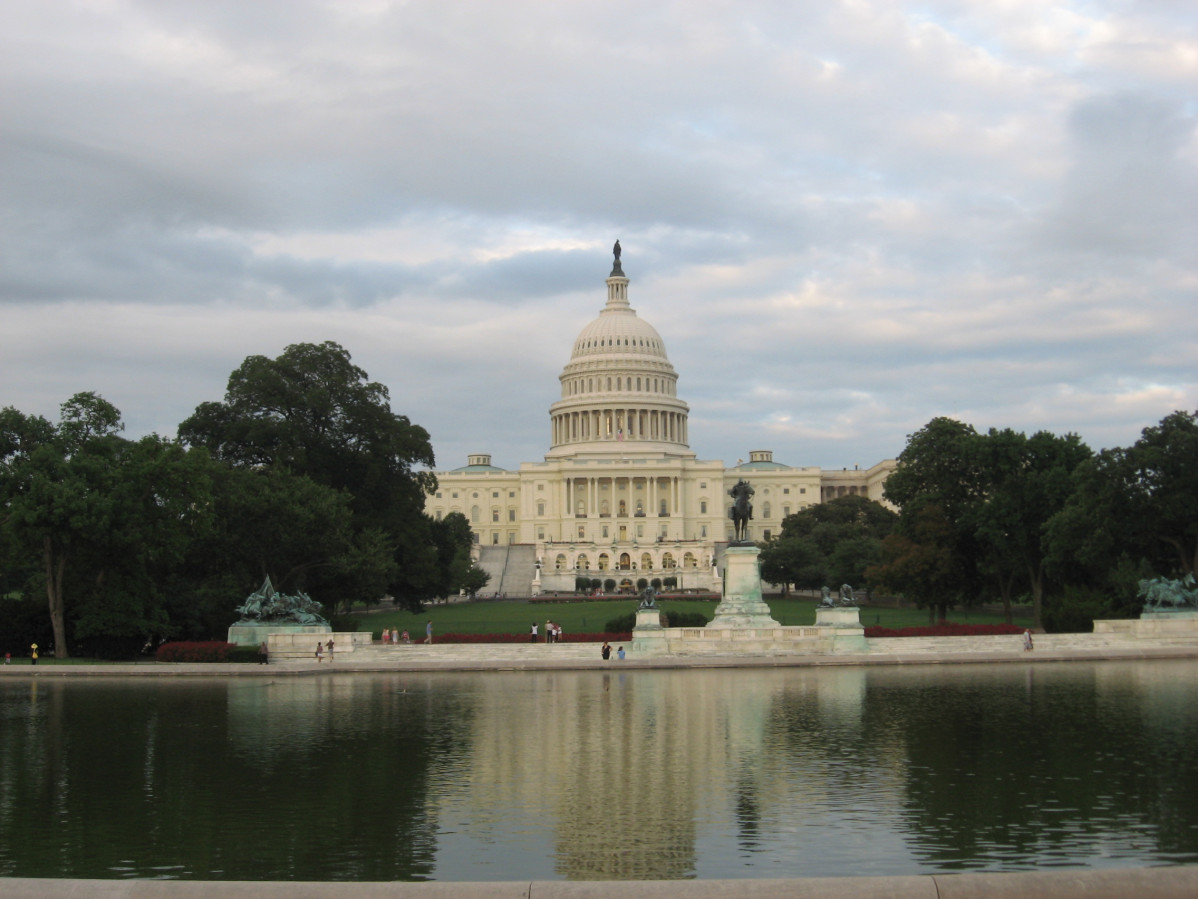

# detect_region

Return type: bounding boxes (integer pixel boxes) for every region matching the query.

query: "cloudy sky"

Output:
[3,1,1195,473]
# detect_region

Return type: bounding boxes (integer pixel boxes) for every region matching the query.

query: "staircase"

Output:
[477,544,538,596]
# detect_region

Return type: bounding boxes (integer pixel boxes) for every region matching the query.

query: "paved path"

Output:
[3,641,1197,676]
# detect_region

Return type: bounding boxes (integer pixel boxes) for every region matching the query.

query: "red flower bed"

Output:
[864,623,1027,638]
[432,632,631,644]
[156,641,236,662]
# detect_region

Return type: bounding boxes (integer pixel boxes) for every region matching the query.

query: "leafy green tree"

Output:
[971,428,1091,627]
[1045,410,1198,616]
[878,418,986,620]
[179,341,443,610]
[759,535,825,593]
[769,494,897,595]
[0,395,212,657]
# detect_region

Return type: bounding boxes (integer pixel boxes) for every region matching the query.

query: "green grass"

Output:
[350,597,1034,637]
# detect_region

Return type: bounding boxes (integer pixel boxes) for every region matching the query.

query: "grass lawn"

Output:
[350,597,1033,638]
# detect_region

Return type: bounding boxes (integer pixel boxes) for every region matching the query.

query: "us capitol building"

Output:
[424,247,895,596]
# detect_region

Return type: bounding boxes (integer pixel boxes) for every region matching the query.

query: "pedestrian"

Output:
[1023,629,1034,652]
[30,643,38,666]
[258,641,269,664]
[326,638,335,661]
[546,620,554,644]
[425,620,433,644]
[382,628,390,644]
[601,642,611,660]
[530,622,538,643]
[315,642,323,663]
[616,646,625,661]
[556,624,564,643]
[401,630,410,644]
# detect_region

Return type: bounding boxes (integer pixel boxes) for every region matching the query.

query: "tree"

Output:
[759,536,825,592]
[878,418,986,620]
[1045,410,1198,613]
[179,342,441,610]
[971,428,1091,627]
[0,395,212,657]
[766,495,897,595]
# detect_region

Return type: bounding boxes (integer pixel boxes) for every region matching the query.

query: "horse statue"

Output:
[1138,574,1198,612]
[728,479,754,543]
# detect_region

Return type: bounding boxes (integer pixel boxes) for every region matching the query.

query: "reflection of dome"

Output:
[547,254,692,459]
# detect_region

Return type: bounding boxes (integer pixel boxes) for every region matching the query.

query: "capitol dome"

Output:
[546,250,692,459]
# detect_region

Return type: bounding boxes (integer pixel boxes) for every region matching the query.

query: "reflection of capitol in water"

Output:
[445,668,872,880]
[6,663,1197,881]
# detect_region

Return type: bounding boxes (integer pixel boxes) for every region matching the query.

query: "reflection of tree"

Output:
[860,665,1198,867]
[0,676,473,881]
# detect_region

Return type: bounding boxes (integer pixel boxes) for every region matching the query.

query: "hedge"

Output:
[156,641,257,663]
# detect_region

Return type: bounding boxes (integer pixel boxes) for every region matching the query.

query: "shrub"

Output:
[603,578,616,592]
[636,578,648,591]
[663,576,677,589]
[575,576,590,592]
[156,641,236,663]
[650,578,662,589]
[604,612,637,633]
[664,611,709,628]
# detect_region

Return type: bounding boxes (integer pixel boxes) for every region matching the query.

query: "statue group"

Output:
[1138,574,1198,612]
[820,585,858,608]
[234,576,328,626]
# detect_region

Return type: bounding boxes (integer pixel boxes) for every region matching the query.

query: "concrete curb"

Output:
[3,866,1198,898]
[2,643,1197,676]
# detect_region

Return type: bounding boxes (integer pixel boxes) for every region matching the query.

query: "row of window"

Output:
[555,551,703,571]
[564,374,675,396]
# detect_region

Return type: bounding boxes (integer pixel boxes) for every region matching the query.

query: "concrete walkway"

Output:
[4,866,1198,898]
[3,640,1197,677]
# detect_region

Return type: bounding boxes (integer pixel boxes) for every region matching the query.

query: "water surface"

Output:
[1,661,1196,881]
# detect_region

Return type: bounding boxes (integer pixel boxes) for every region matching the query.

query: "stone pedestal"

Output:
[708,545,780,629]
[813,604,867,652]
[814,606,863,627]
[227,623,331,647]
[631,606,668,656]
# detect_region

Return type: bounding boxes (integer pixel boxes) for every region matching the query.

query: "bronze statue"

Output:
[1139,574,1198,611]
[234,575,328,626]
[638,585,657,610]
[613,239,621,261]
[728,479,754,543]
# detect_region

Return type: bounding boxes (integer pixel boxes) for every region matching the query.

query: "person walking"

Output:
[425,620,433,644]
[545,620,554,644]
[315,642,323,663]
[326,638,335,662]
[30,643,38,666]
[531,622,538,644]
[601,642,612,660]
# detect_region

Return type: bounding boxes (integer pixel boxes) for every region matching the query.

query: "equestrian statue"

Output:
[728,479,755,544]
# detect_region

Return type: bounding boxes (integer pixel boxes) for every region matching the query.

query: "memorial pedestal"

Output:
[708,545,780,629]
[631,606,668,656]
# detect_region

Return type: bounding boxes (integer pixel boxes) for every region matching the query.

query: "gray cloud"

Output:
[2,0,1194,474]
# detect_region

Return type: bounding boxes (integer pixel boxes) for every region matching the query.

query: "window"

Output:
[598,553,610,570]
[763,502,771,518]
[556,554,566,570]
[509,491,515,498]
[508,509,516,522]
[700,500,707,513]
[492,509,500,522]
[783,487,790,494]
[435,492,442,498]
[471,505,480,523]
[700,525,707,538]
[537,528,544,540]
[492,491,499,498]
[783,506,790,518]
[537,502,545,516]
[800,487,806,494]
[492,533,499,545]
[764,529,772,540]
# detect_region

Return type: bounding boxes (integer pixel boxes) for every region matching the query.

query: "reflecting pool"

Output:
[2,660,1197,881]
